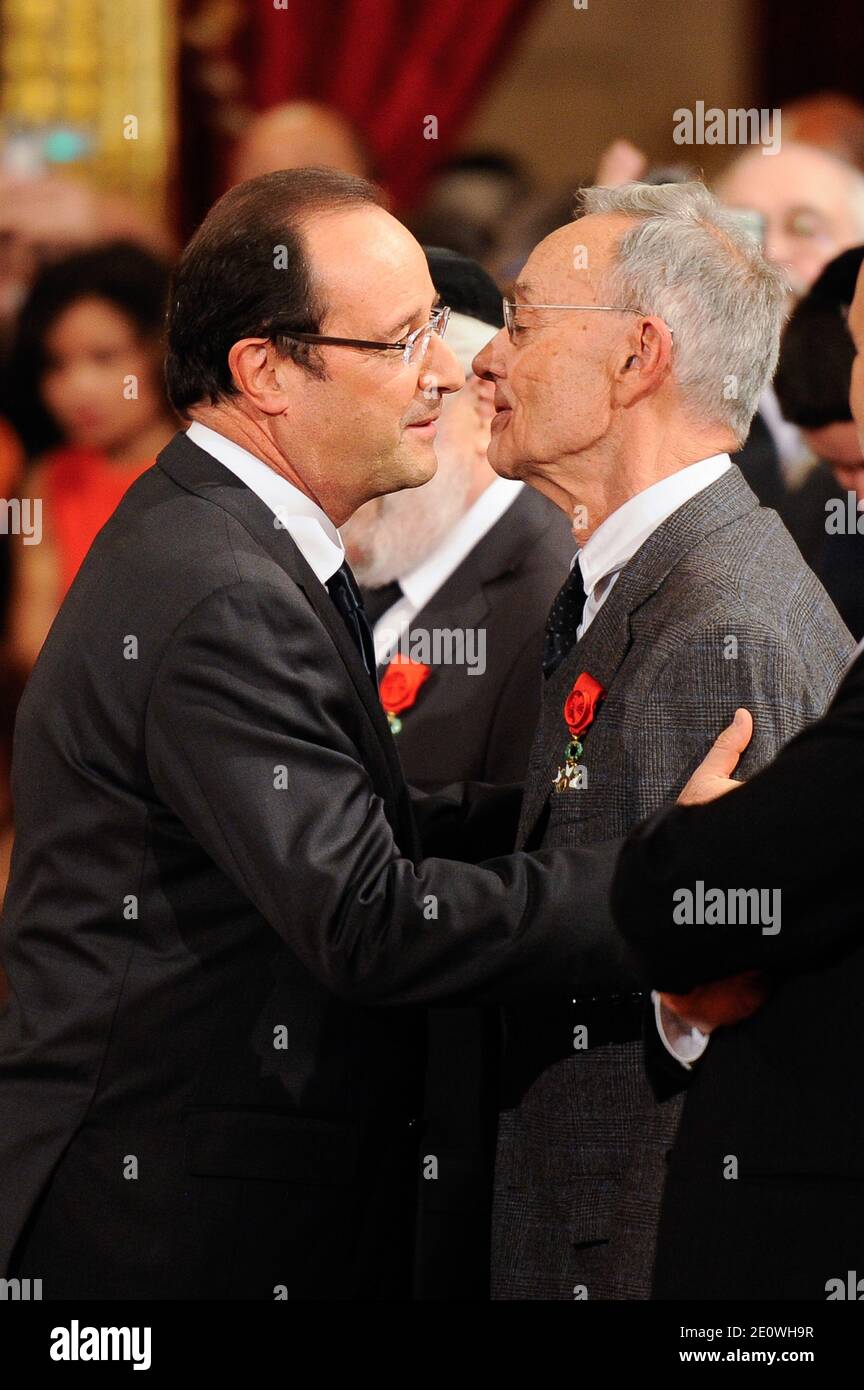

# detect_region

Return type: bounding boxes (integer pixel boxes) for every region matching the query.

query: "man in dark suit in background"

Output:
[345,249,573,1299]
[0,168,639,1301]
[775,246,864,639]
[475,180,852,1300]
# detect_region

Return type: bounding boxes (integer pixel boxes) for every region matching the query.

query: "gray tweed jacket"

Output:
[492,465,854,1301]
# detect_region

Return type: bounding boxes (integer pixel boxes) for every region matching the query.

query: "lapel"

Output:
[379,487,561,677]
[156,431,409,819]
[517,466,760,845]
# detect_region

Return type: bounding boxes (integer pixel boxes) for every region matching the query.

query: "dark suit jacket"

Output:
[492,467,852,1301]
[731,409,785,512]
[612,648,864,1300]
[375,487,574,785]
[782,461,864,640]
[0,431,633,1301]
[364,487,573,1301]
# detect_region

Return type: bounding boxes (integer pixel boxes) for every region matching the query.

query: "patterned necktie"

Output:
[543,559,587,678]
[363,579,403,626]
[326,563,378,684]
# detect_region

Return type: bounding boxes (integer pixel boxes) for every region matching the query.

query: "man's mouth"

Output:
[492,397,513,429]
[405,413,440,437]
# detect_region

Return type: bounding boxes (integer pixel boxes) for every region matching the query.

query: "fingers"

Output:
[703,707,753,778]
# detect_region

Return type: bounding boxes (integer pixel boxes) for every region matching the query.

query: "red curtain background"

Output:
[179,0,540,235]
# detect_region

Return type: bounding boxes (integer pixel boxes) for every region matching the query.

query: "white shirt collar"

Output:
[186,420,344,586]
[578,453,732,600]
[398,476,524,614]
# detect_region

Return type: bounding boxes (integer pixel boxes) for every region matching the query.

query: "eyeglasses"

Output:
[503,300,645,343]
[267,304,451,367]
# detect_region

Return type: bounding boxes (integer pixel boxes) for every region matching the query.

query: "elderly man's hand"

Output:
[660,971,768,1035]
[678,708,753,806]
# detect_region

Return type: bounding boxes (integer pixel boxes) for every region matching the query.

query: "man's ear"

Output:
[227,337,300,417]
[613,316,674,407]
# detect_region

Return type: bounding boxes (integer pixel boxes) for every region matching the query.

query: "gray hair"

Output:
[579,181,788,442]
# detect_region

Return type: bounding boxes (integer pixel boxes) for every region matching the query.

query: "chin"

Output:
[487,439,521,481]
[399,444,438,489]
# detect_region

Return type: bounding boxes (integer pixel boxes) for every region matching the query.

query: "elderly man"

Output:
[474,180,854,1300]
[0,168,647,1301]
[610,259,864,1299]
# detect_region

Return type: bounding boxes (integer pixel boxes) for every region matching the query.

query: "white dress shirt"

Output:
[575,452,731,640]
[372,477,524,666]
[185,420,345,586]
[574,453,733,1068]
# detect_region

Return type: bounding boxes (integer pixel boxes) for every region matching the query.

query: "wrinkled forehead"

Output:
[517,212,634,302]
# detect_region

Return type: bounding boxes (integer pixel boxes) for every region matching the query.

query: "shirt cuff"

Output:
[651,989,710,1069]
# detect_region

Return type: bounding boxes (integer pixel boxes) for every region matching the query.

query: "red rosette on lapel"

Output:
[379,655,431,734]
[563,671,605,739]
[554,671,606,792]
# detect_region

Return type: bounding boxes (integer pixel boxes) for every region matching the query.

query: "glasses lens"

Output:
[404,322,430,366]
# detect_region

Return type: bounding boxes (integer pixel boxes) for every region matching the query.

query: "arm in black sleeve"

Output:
[408,780,524,863]
[146,581,636,1007]
[611,652,864,991]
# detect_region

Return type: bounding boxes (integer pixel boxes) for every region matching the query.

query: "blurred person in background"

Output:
[775,245,864,638]
[783,91,864,173]
[410,151,534,267]
[0,416,24,915]
[0,171,175,359]
[715,141,864,496]
[344,246,573,1300]
[7,242,175,670]
[230,101,371,186]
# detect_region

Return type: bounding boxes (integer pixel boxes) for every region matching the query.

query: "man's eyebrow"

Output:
[383,294,441,339]
[513,280,534,301]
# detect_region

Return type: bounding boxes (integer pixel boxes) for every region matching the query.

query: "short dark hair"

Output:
[165,167,385,414]
[4,240,172,456]
[775,244,864,429]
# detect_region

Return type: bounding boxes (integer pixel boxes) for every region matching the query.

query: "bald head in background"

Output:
[715,141,864,298]
[230,102,370,185]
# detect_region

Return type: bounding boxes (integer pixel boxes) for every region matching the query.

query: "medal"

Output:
[552,672,605,793]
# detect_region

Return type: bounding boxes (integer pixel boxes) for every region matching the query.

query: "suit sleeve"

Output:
[145,581,637,1007]
[408,780,524,863]
[612,651,864,990]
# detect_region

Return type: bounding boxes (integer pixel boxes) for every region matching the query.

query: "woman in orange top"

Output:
[7,241,176,668]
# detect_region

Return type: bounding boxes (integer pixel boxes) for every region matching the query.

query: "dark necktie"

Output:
[326,563,378,684]
[543,559,587,678]
[363,579,403,626]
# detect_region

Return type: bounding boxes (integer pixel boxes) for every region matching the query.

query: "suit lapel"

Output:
[517,466,760,845]
[156,432,408,813]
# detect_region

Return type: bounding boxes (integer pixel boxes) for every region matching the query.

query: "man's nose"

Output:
[473,326,508,382]
[424,332,465,394]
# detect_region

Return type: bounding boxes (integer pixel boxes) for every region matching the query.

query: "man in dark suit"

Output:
[608,250,864,1302]
[775,246,864,639]
[611,649,864,1299]
[0,168,637,1301]
[345,249,573,1299]
[474,179,853,1300]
